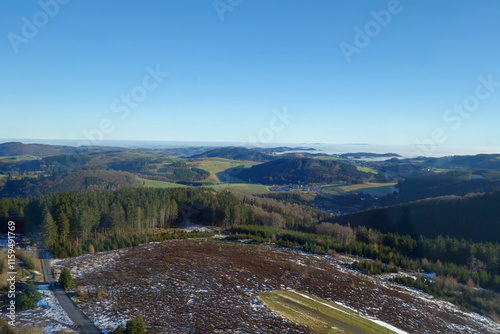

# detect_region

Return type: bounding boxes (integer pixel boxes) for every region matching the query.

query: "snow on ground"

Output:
[51,249,123,279]
[53,239,500,333]
[369,318,409,334]
[0,285,76,333]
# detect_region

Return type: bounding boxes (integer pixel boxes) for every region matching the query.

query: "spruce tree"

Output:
[41,207,58,248]
[59,268,75,291]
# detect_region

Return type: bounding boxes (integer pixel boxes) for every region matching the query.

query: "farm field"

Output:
[358,184,397,197]
[191,158,261,183]
[313,156,343,161]
[50,240,500,333]
[138,177,187,188]
[322,182,397,196]
[356,166,378,174]
[138,177,269,194]
[207,183,270,194]
[0,154,38,162]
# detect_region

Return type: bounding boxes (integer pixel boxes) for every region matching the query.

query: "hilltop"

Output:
[0,142,81,158]
[189,147,275,161]
[233,157,373,185]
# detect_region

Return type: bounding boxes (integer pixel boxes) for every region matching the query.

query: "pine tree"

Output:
[59,268,75,291]
[41,207,58,248]
[57,209,70,242]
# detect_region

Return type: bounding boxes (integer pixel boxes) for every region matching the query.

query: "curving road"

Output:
[40,258,101,334]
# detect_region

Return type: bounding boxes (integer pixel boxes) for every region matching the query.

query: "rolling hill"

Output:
[0,142,81,158]
[232,157,372,185]
[0,169,142,197]
[403,154,500,170]
[189,147,275,162]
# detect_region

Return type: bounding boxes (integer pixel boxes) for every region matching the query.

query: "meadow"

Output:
[259,290,398,333]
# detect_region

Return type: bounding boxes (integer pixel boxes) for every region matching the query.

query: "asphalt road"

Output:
[40,258,101,334]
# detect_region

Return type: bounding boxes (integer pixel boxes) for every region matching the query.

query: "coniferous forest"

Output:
[2,187,499,296]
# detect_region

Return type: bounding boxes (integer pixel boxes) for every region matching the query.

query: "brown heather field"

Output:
[52,239,500,334]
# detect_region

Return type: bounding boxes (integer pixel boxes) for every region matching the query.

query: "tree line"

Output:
[0,187,324,255]
[228,224,500,292]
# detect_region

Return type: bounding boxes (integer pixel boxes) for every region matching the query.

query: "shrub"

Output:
[112,315,147,334]
[126,315,147,333]
[59,268,75,291]
[17,281,41,311]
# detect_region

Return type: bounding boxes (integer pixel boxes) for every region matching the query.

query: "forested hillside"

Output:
[235,157,375,185]
[390,171,500,203]
[423,154,500,169]
[189,147,275,161]
[0,170,142,197]
[329,190,500,243]
[0,187,324,254]
[0,142,80,157]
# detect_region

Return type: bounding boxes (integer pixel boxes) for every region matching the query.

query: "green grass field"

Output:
[191,158,261,183]
[321,182,396,196]
[0,155,39,162]
[138,175,269,194]
[207,183,270,194]
[313,156,344,161]
[359,184,397,196]
[139,178,187,188]
[259,290,398,334]
[356,166,378,174]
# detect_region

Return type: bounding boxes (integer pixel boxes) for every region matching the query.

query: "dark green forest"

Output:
[188,147,275,161]
[329,190,500,243]
[234,157,378,185]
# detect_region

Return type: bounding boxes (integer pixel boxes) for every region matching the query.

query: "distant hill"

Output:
[329,191,500,243]
[255,147,317,153]
[0,142,81,158]
[0,169,142,197]
[339,152,402,159]
[421,154,500,169]
[189,147,275,162]
[233,157,372,185]
[390,171,500,204]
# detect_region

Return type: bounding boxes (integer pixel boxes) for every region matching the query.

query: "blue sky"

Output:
[1,0,500,147]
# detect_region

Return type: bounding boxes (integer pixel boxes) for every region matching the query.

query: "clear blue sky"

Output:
[1,0,500,147]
